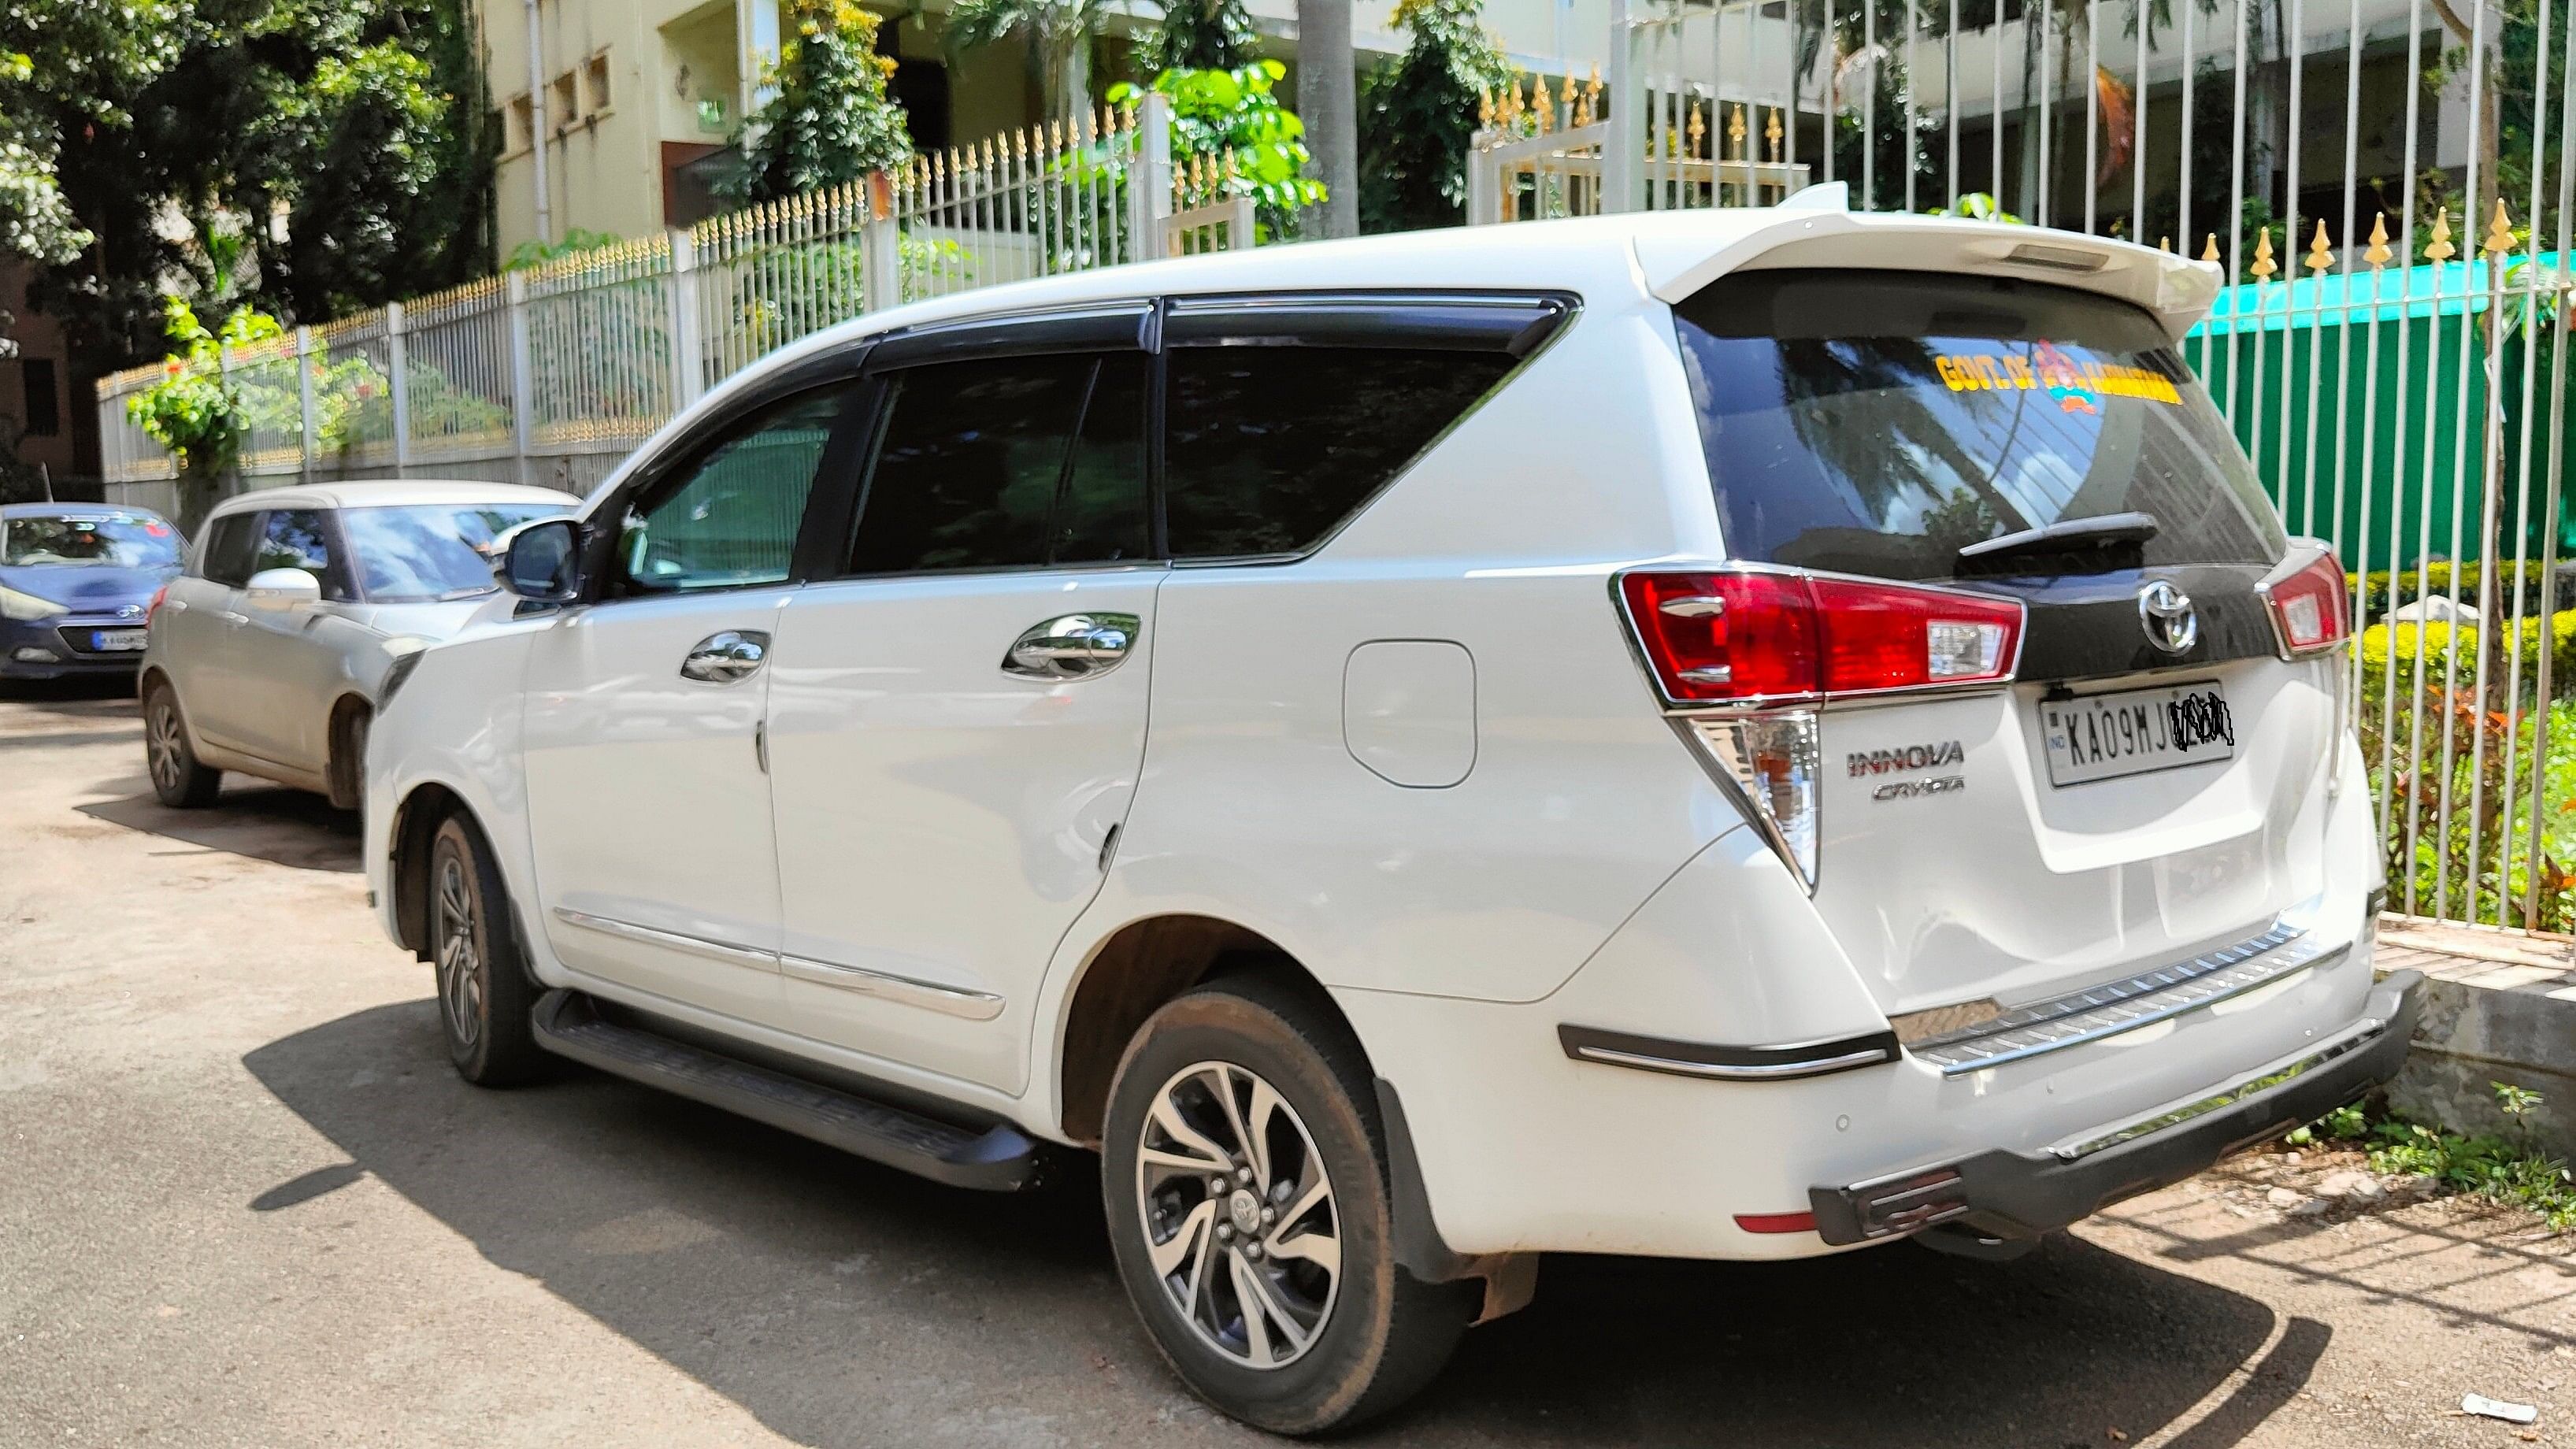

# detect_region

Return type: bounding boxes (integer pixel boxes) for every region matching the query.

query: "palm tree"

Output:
[947,0,1118,119]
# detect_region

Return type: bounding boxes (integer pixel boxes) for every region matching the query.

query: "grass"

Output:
[2289,1083,2576,1232]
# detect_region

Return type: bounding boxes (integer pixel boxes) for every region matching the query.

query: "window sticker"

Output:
[1933,340,2181,410]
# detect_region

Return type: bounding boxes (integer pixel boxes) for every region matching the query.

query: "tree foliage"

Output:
[1111,60,1325,239]
[1147,0,1258,72]
[724,0,916,203]
[1357,0,1514,234]
[5,0,495,380]
[947,0,1116,117]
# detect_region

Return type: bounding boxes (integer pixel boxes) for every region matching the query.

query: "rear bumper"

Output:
[1809,969,2423,1245]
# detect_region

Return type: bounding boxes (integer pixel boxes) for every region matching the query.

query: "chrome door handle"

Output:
[1001,613,1139,680]
[680,629,770,684]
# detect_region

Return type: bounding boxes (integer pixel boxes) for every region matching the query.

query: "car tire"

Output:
[325,705,370,812]
[1101,974,1477,1436]
[428,813,547,1087]
[143,679,221,809]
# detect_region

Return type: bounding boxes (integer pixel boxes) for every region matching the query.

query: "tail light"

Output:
[145,584,169,626]
[1618,569,2024,895]
[1618,570,2024,706]
[2260,549,2351,658]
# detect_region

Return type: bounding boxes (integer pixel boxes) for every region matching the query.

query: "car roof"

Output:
[0,501,174,521]
[202,480,579,518]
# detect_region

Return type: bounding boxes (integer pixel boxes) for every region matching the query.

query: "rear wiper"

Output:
[1956,511,2160,565]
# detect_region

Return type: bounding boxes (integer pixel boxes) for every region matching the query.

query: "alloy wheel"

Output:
[1134,1060,1342,1369]
[146,699,184,795]
[434,855,483,1049]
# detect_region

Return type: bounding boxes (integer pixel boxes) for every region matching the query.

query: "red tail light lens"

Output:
[2263,551,2351,657]
[1619,569,2024,705]
[145,584,169,625]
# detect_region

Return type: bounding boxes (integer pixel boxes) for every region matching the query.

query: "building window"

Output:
[551,72,579,129]
[20,358,58,437]
[507,94,535,152]
[585,53,611,113]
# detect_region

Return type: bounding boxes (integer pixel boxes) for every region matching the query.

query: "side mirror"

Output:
[499,517,583,604]
[244,568,323,610]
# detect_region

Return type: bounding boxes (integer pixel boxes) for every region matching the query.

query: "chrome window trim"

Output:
[2048,1011,2393,1161]
[551,906,777,973]
[1907,921,2341,1075]
[780,953,1006,1021]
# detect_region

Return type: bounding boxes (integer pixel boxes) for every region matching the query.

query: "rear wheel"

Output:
[429,813,546,1086]
[143,679,221,809]
[1101,976,1474,1435]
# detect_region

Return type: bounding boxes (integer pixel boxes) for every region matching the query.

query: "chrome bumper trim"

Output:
[2047,1010,2394,1162]
[1557,1024,1901,1082]
[551,906,777,973]
[1907,922,2341,1076]
[780,954,1006,1021]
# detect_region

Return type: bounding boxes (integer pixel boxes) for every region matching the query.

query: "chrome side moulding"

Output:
[550,906,777,972]
[780,954,1006,1021]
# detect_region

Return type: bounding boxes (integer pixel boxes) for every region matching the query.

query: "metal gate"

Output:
[1474,0,2576,934]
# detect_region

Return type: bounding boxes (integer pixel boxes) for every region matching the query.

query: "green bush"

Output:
[2351,558,2576,621]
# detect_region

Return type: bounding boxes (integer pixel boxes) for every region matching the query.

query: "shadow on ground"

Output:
[246,1001,2318,1447]
[80,780,358,873]
[0,676,141,747]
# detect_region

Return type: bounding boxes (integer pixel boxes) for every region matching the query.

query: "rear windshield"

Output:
[1672,270,2284,581]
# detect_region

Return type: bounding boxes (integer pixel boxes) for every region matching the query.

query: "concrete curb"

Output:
[2375,920,2576,1159]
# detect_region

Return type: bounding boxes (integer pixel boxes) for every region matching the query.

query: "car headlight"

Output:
[0,587,68,621]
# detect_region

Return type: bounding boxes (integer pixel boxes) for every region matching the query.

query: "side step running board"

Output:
[529,989,1045,1191]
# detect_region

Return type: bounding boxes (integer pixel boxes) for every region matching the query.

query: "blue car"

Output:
[0,502,187,682]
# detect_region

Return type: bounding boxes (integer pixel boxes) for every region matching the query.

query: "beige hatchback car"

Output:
[139,481,573,809]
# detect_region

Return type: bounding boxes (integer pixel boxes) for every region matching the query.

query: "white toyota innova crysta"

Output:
[365,202,2422,1435]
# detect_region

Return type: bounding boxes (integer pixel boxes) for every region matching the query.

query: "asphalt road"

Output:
[2,681,2572,1448]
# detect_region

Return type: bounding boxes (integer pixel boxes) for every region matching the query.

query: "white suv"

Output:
[365,206,2422,1435]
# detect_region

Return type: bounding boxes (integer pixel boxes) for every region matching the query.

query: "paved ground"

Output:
[2,684,2572,1449]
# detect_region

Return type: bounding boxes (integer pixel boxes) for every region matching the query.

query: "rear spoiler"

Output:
[1631,209,2225,345]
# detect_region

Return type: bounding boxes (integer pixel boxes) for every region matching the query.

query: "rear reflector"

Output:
[1618,569,2025,706]
[2262,550,2351,657]
[1733,1210,1818,1235]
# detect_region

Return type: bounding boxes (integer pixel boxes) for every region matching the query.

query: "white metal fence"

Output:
[1470,0,2576,934]
[95,94,1254,512]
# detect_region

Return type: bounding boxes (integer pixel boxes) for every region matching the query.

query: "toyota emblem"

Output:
[2138,580,2198,655]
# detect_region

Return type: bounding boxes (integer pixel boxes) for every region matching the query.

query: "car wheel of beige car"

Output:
[1102,976,1476,1436]
[143,679,221,810]
[431,814,546,1086]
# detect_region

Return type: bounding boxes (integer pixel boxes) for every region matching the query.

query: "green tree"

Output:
[9,0,495,379]
[1357,0,1514,233]
[1147,0,1258,72]
[722,0,915,202]
[1111,60,1325,239]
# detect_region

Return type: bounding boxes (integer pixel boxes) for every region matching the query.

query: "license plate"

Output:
[2039,680,2236,786]
[87,628,147,652]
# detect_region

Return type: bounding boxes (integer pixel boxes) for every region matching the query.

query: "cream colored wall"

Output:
[484,0,1607,254]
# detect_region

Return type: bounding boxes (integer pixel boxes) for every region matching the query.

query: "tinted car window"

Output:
[850,353,1150,575]
[254,509,350,599]
[1162,346,1516,558]
[1671,269,2285,582]
[198,513,261,587]
[0,513,182,569]
[619,386,852,593]
[340,502,574,602]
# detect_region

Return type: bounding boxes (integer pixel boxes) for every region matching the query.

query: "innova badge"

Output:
[2138,580,2197,655]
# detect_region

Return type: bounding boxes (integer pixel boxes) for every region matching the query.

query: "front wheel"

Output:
[1101,976,1475,1436]
[428,814,547,1086]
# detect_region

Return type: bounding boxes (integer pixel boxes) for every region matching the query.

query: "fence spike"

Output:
[2484,198,2517,256]
[1766,108,1783,163]
[2366,212,2393,268]
[1728,104,1747,160]
[2425,206,2456,262]
[2201,232,2221,263]
[2306,220,2334,274]
[2159,235,2172,252]
[2249,226,2277,279]
[1535,74,1555,134]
